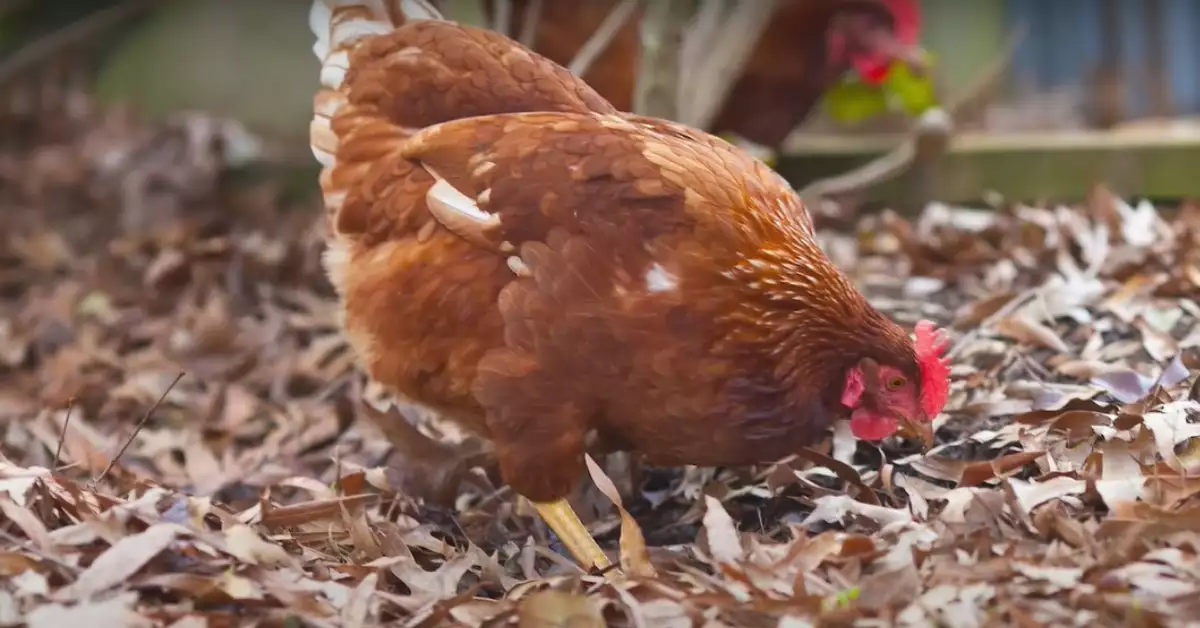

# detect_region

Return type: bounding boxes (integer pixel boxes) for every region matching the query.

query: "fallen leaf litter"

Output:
[2,102,1200,626]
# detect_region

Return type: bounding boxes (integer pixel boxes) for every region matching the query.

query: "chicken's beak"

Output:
[896,414,935,450]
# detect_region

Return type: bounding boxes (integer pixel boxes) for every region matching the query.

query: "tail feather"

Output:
[309,0,442,167]
[307,0,614,215]
[310,0,442,61]
[309,0,435,229]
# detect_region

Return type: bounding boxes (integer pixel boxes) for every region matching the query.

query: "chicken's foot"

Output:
[533,499,613,572]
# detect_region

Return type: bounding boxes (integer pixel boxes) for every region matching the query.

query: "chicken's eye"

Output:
[887,377,906,390]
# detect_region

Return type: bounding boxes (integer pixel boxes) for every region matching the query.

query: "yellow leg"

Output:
[533,499,613,571]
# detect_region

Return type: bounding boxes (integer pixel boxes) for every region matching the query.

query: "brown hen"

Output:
[490,0,926,148]
[309,0,949,572]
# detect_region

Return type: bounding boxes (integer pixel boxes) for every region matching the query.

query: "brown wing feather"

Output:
[399,112,837,501]
[312,1,870,504]
[312,11,622,437]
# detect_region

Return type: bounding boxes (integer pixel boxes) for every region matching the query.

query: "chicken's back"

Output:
[309,0,616,432]
[499,0,640,112]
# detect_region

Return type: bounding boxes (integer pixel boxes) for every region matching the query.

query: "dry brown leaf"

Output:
[217,571,266,601]
[0,495,55,551]
[1053,359,1118,380]
[516,590,605,628]
[958,451,1046,487]
[222,524,292,567]
[27,591,151,628]
[1139,401,1200,470]
[9,104,1200,624]
[1094,439,1146,507]
[793,448,880,505]
[57,523,187,601]
[1012,562,1083,591]
[996,314,1070,353]
[1134,316,1180,362]
[380,552,478,600]
[1007,476,1087,514]
[341,572,378,627]
[584,454,654,577]
[259,494,377,529]
[1091,369,1156,403]
[802,494,914,529]
[701,495,744,566]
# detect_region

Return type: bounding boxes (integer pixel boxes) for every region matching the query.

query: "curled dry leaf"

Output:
[57,524,187,601]
[1134,315,1180,362]
[1093,438,1146,508]
[802,495,914,530]
[374,552,478,601]
[516,590,604,628]
[1091,369,1157,404]
[222,524,293,568]
[1007,476,1087,515]
[957,451,1047,487]
[700,495,744,566]
[995,314,1070,353]
[793,447,880,506]
[584,454,654,577]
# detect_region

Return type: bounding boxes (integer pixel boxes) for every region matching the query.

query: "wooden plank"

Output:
[777,130,1200,205]
[785,129,1200,153]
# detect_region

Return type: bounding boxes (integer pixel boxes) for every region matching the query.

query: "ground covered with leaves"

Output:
[3,103,1200,627]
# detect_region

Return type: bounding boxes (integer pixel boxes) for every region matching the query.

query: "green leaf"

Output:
[823,53,939,123]
[823,77,890,124]
[883,57,939,116]
[821,586,861,611]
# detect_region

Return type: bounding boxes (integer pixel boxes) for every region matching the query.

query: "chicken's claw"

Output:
[533,499,613,573]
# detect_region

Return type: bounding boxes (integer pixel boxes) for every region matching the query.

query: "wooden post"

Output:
[1092,0,1125,128]
[633,0,693,119]
[1143,0,1173,118]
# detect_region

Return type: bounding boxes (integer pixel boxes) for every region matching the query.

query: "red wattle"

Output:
[849,409,897,441]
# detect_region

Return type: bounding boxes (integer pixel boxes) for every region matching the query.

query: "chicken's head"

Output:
[827,0,925,84]
[839,320,949,447]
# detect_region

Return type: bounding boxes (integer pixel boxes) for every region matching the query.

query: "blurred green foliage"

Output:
[0,0,130,56]
[93,0,314,138]
[822,54,939,125]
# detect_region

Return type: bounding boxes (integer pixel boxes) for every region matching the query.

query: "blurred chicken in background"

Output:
[488,0,926,151]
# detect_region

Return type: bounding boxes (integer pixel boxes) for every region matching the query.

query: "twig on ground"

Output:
[92,371,185,486]
[567,0,640,79]
[52,397,74,470]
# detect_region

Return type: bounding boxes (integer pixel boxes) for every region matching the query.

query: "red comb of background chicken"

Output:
[914,320,950,419]
[849,0,922,84]
[881,0,920,47]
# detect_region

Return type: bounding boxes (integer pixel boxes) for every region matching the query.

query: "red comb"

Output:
[914,320,950,419]
[847,0,923,85]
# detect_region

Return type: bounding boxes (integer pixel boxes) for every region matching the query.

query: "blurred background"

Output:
[2,0,1200,215]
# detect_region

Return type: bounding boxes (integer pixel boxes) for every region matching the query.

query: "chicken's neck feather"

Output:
[716,200,917,413]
